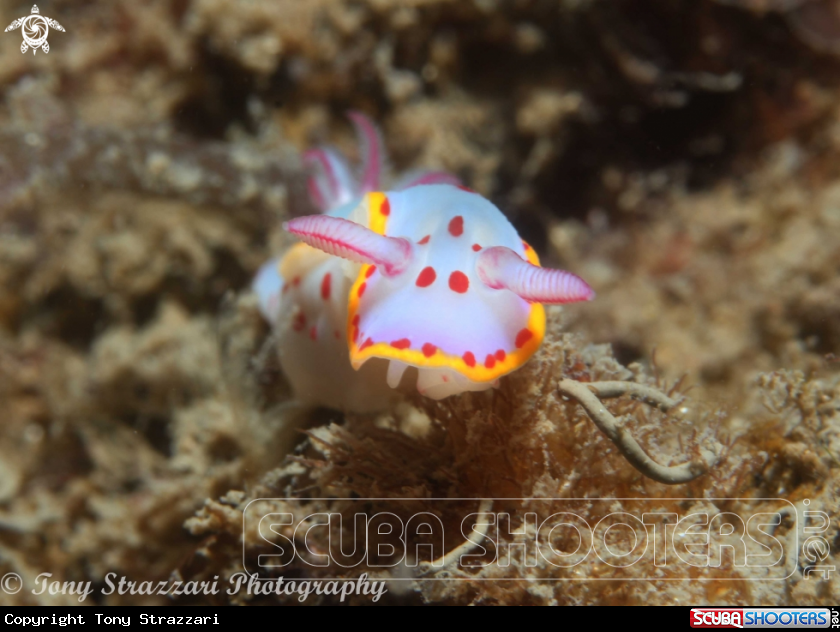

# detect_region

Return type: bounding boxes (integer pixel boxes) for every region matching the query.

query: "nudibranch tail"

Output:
[347,111,385,193]
[476,246,595,304]
[284,214,412,277]
[253,258,283,322]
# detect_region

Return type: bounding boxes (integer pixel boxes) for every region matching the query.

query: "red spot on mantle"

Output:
[495,349,506,362]
[309,326,318,341]
[360,337,374,351]
[422,343,437,358]
[320,273,331,300]
[390,338,411,349]
[380,198,390,216]
[416,267,437,288]
[448,216,464,237]
[449,271,469,293]
[484,354,496,369]
[418,235,431,245]
[472,244,482,252]
[463,352,476,367]
[292,311,306,332]
[515,328,533,348]
[357,282,367,298]
[366,266,376,278]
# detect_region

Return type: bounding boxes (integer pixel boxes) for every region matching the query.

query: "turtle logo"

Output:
[5,5,65,55]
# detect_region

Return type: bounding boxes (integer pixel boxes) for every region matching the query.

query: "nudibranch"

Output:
[253,113,594,411]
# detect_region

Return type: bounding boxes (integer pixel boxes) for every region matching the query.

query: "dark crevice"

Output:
[611,340,644,368]
[24,286,107,350]
[122,413,173,457]
[173,44,258,139]
[207,435,241,463]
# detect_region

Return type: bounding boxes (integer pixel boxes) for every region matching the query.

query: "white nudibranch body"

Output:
[254,113,594,411]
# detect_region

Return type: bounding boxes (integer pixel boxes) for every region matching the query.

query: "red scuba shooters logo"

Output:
[692,610,744,628]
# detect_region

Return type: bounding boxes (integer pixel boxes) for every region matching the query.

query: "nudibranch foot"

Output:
[385,360,498,401]
[253,257,283,322]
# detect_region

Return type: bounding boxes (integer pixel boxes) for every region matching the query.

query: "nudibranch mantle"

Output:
[344,187,545,392]
[254,114,593,409]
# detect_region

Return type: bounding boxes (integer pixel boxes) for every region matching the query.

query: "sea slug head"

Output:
[286,184,594,400]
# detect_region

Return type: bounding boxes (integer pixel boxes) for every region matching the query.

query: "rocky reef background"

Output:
[0,0,838,605]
